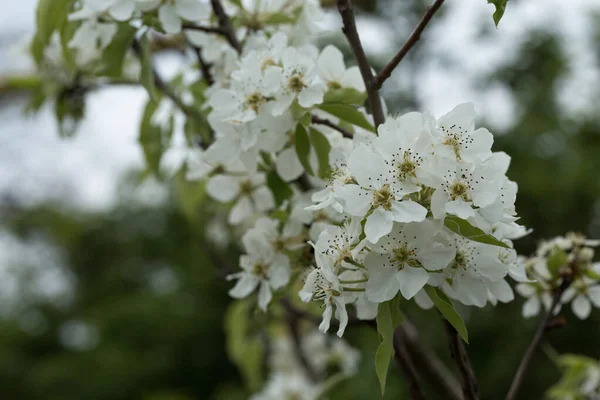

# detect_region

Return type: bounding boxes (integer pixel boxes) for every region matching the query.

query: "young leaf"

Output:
[309,128,332,179]
[424,286,469,343]
[139,99,164,176]
[444,215,509,248]
[546,247,568,277]
[100,24,137,77]
[139,33,158,102]
[294,124,314,176]
[266,170,293,207]
[31,0,74,65]
[323,88,368,105]
[318,103,376,133]
[224,299,264,391]
[487,0,509,27]
[374,296,403,395]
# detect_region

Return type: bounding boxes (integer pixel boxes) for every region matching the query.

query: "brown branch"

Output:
[336,0,385,129]
[505,277,572,400]
[182,23,227,35]
[393,328,428,400]
[192,46,215,86]
[397,321,462,400]
[311,115,353,138]
[443,320,479,400]
[210,0,242,54]
[373,0,446,90]
[131,38,212,148]
[281,299,319,382]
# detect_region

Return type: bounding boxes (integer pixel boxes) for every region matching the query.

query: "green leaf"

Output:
[59,19,79,73]
[487,0,509,27]
[323,88,368,106]
[294,124,314,176]
[309,128,332,179]
[139,99,166,176]
[444,215,509,248]
[31,0,74,65]
[424,286,469,343]
[100,24,137,77]
[54,87,85,137]
[139,33,158,102]
[224,300,264,391]
[374,296,403,395]
[318,103,376,133]
[266,170,293,207]
[262,12,297,25]
[546,247,568,277]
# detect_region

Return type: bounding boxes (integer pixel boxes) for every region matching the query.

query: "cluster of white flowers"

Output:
[251,328,360,400]
[516,233,600,319]
[548,355,600,400]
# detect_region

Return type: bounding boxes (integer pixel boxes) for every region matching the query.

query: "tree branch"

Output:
[397,321,462,400]
[393,328,428,400]
[131,38,212,148]
[281,299,319,382]
[505,277,572,400]
[443,320,479,400]
[192,46,215,86]
[210,0,242,54]
[311,115,353,138]
[373,0,446,90]
[336,0,385,129]
[182,23,227,35]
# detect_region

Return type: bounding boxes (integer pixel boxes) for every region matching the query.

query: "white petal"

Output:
[209,89,238,110]
[319,303,333,333]
[175,0,209,20]
[268,260,291,289]
[298,84,325,108]
[206,175,240,202]
[572,295,592,319]
[365,208,393,243]
[390,200,427,223]
[347,145,388,188]
[275,147,304,182]
[158,4,182,34]
[257,282,273,311]
[299,269,318,302]
[430,189,448,220]
[341,66,365,92]
[522,297,540,318]
[109,1,135,20]
[335,301,348,337]
[365,254,400,303]
[229,275,259,298]
[446,198,476,219]
[318,45,345,82]
[333,184,372,216]
[229,197,254,224]
[417,242,455,271]
[397,267,429,300]
[488,279,514,303]
[588,286,600,308]
[414,290,434,309]
[251,186,275,212]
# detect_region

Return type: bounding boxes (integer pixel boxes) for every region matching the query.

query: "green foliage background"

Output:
[2,0,600,399]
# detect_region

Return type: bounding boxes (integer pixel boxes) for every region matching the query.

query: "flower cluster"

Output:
[516,233,600,319]
[548,354,600,400]
[251,328,360,400]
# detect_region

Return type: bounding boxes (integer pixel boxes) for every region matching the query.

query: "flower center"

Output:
[449,181,470,201]
[252,262,268,278]
[288,74,306,93]
[246,92,266,112]
[451,252,468,271]
[397,151,418,180]
[373,184,394,210]
[239,179,254,196]
[392,245,418,269]
[327,81,342,89]
[443,134,462,159]
[261,57,276,71]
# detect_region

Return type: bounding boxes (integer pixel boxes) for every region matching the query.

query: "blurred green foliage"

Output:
[2,1,600,399]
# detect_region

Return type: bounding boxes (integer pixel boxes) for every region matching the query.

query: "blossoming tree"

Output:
[23,0,600,398]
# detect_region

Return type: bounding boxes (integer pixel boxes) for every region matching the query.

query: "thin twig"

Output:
[397,321,462,400]
[311,115,353,138]
[393,328,428,400]
[373,0,446,90]
[505,277,572,400]
[132,38,212,148]
[182,23,227,35]
[336,0,385,129]
[192,46,215,86]
[443,320,479,400]
[210,0,242,54]
[281,299,319,382]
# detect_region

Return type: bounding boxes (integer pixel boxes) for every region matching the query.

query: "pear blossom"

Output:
[158,0,211,34]
[68,20,117,64]
[317,45,365,92]
[334,145,427,243]
[561,278,600,319]
[228,238,290,311]
[365,222,455,302]
[206,172,275,224]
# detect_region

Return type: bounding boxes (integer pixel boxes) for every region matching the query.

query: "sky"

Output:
[0,0,599,310]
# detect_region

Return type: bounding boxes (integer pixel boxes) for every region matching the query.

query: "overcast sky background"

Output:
[0,0,599,314]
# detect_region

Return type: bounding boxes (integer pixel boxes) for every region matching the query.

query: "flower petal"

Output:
[397,266,429,300]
